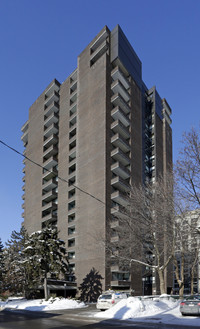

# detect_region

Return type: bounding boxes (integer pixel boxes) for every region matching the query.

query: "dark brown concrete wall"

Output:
[75,46,109,290]
[24,90,46,233]
[57,78,70,241]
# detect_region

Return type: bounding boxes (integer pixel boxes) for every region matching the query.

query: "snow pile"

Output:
[95,295,200,326]
[0,297,85,311]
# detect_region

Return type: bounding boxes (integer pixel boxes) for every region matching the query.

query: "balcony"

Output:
[43,144,58,160]
[68,188,76,200]
[45,80,60,97]
[111,265,119,272]
[43,134,58,148]
[111,190,129,207]
[70,69,77,84]
[111,106,130,127]
[111,93,130,114]
[42,168,57,181]
[41,213,57,223]
[90,28,109,53]
[69,113,77,128]
[68,238,75,248]
[44,91,59,108]
[69,150,76,163]
[69,103,77,117]
[111,176,130,192]
[42,189,57,202]
[70,92,77,105]
[43,155,57,170]
[111,66,130,90]
[111,161,130,179]
[21,130,28,146]
[111,147,130,166]
[111,120,130,140]
[44,123,58,138]
[21,120,29,134]
[70,81,77,94]
[111,80,130,102]
[110,218,119,229]
[42,201,57,213]
[68,157,76,168]
[44,112,59,128]
[44,101,59,117]
[110,235,119,243]
[111,204,127,219]
[42,177,57,192]
[111,133,130,153]
[68,175,76,187]
[90,39,109,65]
[111,280,130,288]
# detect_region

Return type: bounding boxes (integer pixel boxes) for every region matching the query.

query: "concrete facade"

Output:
[21,25,172,295]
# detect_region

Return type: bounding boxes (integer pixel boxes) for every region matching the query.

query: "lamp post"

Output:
[64,283,66,299]
[142,278,145,296]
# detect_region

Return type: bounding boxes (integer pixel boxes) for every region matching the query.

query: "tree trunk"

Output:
[158,269,166,295]
[44,277,49,300]
[191,248,198,295]
[174,252,185,298]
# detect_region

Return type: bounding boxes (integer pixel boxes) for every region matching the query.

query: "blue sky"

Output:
[0,0,200,245]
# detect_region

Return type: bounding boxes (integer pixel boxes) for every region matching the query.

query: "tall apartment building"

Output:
[21,25,172,296]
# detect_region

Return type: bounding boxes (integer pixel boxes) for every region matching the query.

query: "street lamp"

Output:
[64,283,67,299]
[142,278,145,296]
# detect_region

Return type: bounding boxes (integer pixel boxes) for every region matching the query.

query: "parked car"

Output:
[180,295,200,316]
[96,290,128,311]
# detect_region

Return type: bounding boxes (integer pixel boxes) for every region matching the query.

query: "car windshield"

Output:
[115,293,123,299]
[186,295,200,301]
[99,294,112,300]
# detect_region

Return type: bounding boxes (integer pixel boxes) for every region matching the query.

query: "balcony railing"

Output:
[111,93,130,115]
[111,133,130,153]
[111,80,130,102]
[111,147,130,166]
[111,161,130,179]
[111,176,130,192]
[111,66,130,90]
[111,106,130,127]
[111,120,130,140]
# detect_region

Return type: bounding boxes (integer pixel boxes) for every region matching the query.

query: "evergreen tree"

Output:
[4,226,28,295]
[23,225,69,299]
[0,238,5,294]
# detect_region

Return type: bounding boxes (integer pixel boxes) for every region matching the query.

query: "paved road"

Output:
[0,304,200,329]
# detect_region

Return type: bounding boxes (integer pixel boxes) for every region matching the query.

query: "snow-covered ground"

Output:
[1,295,200,326]
[95,295,200,326]
[0,297,85,312]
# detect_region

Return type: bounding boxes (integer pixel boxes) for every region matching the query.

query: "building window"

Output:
[68,251,75,259]
[68,214,75,223]
[69,164,76,174]
[68,226,75,235]
[68,238,75,248]
[68,201,75,211]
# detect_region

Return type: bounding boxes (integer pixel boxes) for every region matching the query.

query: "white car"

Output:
[96,291,128,311]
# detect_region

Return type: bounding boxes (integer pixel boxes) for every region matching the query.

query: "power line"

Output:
[0,139,106,207]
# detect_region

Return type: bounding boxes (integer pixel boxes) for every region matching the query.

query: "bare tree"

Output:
[175,125,200,296]
[176,126,200,208]
[108,172,175,295]
[173,208,200,297]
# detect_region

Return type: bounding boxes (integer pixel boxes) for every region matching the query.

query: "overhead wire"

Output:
[0,139,106,207]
